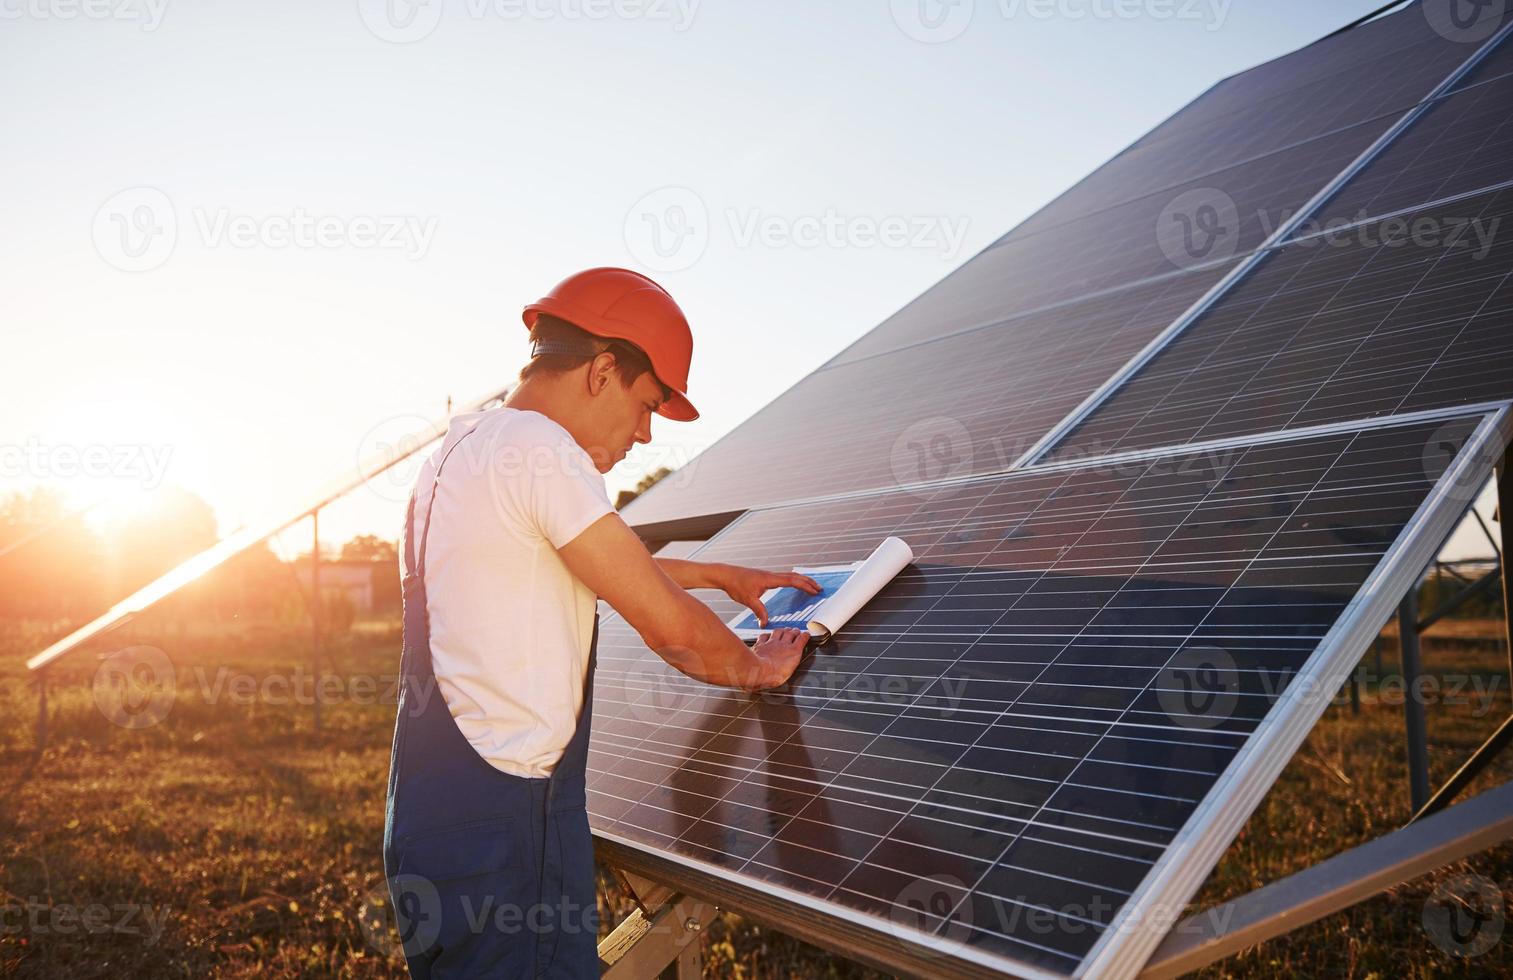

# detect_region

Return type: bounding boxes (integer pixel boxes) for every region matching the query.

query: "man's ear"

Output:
[585,350,619,397]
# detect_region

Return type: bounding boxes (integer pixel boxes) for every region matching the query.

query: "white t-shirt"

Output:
[405,406,615,778]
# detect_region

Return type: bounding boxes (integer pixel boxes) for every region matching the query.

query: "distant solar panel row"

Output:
[1052,184,1513,460]
[590,413,1487,976]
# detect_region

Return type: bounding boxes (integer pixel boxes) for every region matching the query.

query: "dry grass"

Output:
[0,616,1508,978]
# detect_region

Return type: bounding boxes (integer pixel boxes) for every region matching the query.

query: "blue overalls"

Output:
[384,425,601,978]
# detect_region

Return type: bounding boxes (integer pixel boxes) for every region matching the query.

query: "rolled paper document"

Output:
[807,536,914,643]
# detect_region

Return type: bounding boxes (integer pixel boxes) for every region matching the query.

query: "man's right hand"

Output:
[749,627,808,690]
[557,512,812,691]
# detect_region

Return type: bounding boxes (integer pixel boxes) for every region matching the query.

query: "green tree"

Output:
[340,534,398,562]
[615,466,673,510]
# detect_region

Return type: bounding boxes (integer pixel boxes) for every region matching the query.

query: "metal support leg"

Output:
[35,671,48,756]
[1398,592,1430,813]
[1410,714,1513,824]
[1401,455,1510,824]
[312,509,322,733]
[1497,456,1511,685]
[1141,781,1513,978]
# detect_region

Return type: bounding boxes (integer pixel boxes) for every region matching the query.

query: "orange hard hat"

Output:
[521,267,699,421]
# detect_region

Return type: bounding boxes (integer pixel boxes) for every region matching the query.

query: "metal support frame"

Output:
[1499,456,1512,682]
[598,868,717,980]
[311,509,322,732]
[30,670,49,768]
[1403,453,1513,824]
[1398,590,1432,813]
[1138,780,1513,978]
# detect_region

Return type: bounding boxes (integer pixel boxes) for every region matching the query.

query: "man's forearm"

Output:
[650,588,785,690]
[654,557,730,591]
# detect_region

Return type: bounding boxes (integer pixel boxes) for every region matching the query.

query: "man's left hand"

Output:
[717,565,822,627]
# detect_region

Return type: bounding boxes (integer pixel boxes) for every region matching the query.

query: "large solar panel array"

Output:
[599,4,1513,976]
[593,411,1506,975]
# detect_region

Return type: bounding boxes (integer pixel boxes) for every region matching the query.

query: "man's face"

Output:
[582,361,666,473]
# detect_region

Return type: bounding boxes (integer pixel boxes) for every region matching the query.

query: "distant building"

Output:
[289,557,400,616]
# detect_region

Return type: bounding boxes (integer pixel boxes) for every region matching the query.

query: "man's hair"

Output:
[519,314,670,401]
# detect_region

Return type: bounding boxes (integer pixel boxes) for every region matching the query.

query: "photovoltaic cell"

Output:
[1049,186,1513,462]
[590,415,1481,976]
[1301,36,1513,229]
[622,266,1232,528]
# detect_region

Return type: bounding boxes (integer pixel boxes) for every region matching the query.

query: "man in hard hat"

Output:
[383,267,817,979]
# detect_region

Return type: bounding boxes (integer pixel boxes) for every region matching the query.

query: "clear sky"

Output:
[1,0,1501,561]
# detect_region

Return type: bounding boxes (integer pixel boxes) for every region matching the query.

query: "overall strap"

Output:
[411,423,482,584]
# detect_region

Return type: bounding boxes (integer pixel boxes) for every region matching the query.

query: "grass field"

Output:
[1,613,1509,978]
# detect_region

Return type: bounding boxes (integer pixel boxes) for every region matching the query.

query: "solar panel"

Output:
[622,265,1235,528]
[1048,185,1513,462]
[590,409,1508,977]
[627,11,1513,533]
[1119,1,1509,156]
[603,8,1513,977]
[1300,41,1513,230]
[1006,22,1498,243]
[830,121,1400,365]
